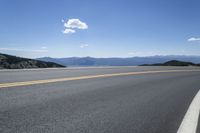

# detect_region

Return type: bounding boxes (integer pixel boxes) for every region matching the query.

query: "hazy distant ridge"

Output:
[37,55,200,66]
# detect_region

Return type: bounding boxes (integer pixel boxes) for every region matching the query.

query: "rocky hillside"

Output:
[0,53,65,69]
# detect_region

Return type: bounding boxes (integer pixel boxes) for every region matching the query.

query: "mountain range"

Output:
[37,55,200,66]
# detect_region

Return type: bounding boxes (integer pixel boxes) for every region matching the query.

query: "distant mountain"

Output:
[0,53,65,69]
[141,60,200,66]
[37,55,200,66]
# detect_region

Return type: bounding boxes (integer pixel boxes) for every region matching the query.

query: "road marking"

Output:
[177,89,200,133]
[0,69,199,88]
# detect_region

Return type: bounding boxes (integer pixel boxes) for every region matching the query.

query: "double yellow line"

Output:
[0,69,199,88]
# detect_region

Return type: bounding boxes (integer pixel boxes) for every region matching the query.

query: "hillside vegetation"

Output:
[0,53,65,69]
[141,60,200,66]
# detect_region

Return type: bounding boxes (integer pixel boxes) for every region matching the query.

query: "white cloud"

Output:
[41,46,47,49]
[188,37,200,42]
[62,28,76,34]
[80,44,89,48]
[64,19,88,29]
[62,18,88,34]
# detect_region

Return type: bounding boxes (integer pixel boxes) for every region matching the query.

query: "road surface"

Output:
[0,66,200,133]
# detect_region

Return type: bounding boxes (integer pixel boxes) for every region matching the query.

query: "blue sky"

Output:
[0,0,200,58]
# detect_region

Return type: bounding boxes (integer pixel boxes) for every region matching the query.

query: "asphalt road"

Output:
[0,66,200,133]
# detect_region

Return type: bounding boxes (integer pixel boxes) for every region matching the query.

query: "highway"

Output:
[0,66,200,133]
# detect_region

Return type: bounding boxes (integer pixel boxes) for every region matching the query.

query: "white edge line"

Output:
[177,89,200,133]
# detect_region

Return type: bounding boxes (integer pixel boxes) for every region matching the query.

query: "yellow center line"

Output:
[0,69,199,88]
